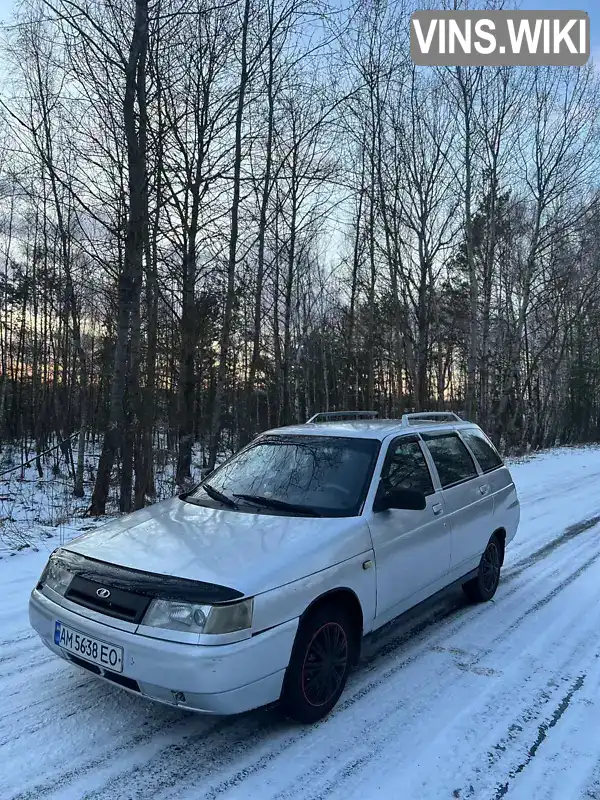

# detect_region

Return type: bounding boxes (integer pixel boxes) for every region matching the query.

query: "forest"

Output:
[1,0,599,515]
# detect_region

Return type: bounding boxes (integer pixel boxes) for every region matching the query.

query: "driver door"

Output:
[366,435,451,625]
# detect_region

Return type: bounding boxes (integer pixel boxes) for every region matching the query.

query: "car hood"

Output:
[64,497,372,597]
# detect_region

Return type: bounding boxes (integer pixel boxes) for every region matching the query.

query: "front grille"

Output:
[65,576,151,623]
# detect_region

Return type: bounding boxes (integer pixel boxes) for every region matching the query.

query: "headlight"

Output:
[142,597,253,635]
[38,551,74,596]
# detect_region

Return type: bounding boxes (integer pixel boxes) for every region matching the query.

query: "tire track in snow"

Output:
[503,544,600,634]
[0,676,117,748]
[408,554,600,800]
[0,652,53,679]
[581,760,600,799]
[513,460,600,511]
[0,631,36,649]
[503,513,600,581]
[0,635,41,668]
[81,713,295,800]
[491,675,587,800]
[9,713,242,800]
[449,675,590,800]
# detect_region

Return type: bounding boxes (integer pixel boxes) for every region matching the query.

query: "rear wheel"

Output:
[463,534,502,603]
[281,603,354,724]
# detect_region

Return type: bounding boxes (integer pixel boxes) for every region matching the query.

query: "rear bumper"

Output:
[29,588,298,715]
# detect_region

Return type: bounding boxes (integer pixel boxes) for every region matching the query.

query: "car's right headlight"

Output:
[142,597,254,636]
[38,550,75,597]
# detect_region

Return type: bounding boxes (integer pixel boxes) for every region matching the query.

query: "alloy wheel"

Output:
[482,541,500,593]
[301,622,349,707]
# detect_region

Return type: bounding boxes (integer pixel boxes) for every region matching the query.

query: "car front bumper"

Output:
[29,588,298,715]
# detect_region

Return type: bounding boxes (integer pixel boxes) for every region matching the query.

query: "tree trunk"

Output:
[208,0,251,471]
[91,0,148,514]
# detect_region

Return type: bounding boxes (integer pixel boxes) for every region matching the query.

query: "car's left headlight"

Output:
[142,597,253,635]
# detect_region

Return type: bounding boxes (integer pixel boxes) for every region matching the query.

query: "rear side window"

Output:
[422,433,478,488]
[382,437,434,496]
[461,429,503,473]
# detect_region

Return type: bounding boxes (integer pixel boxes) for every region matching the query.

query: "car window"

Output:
[461,429,503,473]
[382,438,434,496]
[421,432,478,488]
[187,435,380,517]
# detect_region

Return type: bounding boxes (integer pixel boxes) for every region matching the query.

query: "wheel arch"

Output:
[299,587,364,664]
[492,527,507,565]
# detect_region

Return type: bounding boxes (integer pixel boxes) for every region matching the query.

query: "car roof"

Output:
[260,419,478,442]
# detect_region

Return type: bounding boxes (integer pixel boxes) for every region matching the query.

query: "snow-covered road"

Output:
[3,448,600,800]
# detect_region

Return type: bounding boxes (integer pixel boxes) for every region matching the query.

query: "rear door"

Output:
[420,430,495,574]
[367,435,451,621]
[458,427,518,547]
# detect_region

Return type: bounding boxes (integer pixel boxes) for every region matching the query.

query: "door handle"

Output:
[432,503,443,515]
[479,484,489,495]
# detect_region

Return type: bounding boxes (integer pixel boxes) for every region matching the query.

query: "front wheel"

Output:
[463,534,502,603]
[280,603,354,724]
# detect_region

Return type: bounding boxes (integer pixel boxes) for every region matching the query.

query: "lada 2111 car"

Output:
[30,411,520,723]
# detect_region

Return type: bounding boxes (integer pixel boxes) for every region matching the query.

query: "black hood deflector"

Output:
[55,548,244,605]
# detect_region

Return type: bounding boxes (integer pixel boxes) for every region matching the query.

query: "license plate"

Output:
[54,620,123,673]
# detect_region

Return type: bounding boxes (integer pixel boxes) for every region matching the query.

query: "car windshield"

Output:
[188,435,380,517]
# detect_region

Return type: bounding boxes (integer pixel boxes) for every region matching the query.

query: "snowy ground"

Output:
[3,447,600,799]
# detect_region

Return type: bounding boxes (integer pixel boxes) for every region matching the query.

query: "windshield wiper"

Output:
[232,493,321,517]
[202,482,238,509]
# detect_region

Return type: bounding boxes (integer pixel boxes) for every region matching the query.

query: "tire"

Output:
[281,602,355,724]
[463,534,502,603]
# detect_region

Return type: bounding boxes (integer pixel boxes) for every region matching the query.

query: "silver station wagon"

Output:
[30,411,520,723]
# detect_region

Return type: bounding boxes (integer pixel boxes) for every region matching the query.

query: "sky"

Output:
[0,0,596,61]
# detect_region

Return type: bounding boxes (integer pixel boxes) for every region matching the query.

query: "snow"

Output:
[2,446,600,799]
[0,437,215,556]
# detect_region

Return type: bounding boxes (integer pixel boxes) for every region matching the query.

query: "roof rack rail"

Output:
[306,410,379,424]
[401,411,463,426]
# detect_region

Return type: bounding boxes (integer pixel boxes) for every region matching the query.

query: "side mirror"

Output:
[374,484,427,512]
